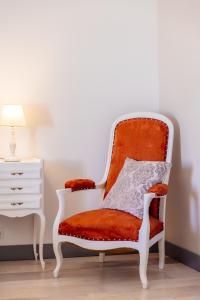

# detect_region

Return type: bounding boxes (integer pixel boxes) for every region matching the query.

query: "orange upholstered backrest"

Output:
[104,118,169,218]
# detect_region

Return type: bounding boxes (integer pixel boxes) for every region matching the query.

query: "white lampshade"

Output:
[0,105,26,127]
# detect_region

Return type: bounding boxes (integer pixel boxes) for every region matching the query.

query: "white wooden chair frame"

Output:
[53,112,174,288]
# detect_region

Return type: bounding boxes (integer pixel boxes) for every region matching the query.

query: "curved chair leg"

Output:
[158,237,165,269]
[99,252,105,263]
[53,242,63,278]
[139,248,149,289]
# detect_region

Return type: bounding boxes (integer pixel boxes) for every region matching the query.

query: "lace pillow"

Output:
[102,158,171,219]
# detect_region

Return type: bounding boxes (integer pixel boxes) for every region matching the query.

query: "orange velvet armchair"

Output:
[53,112,174,288]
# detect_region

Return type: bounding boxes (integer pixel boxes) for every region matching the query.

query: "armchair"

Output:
[53,112,174,288]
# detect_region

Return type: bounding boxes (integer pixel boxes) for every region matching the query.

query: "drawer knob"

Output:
[10,172,24,176]
[10,202,23,206]
[10,187,23,191]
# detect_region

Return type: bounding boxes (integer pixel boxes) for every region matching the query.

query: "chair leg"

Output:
[99,252,105,263]
[53,242,63,278]
[139,248,149,289]
[158,237,165,269]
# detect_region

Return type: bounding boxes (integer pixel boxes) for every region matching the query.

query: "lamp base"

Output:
[4,156,21,162]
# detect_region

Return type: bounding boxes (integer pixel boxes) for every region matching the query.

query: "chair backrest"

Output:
[102,112,174,218]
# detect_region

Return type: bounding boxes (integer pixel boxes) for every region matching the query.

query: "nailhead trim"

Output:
[65,233,136,242]
[71,187,96,192]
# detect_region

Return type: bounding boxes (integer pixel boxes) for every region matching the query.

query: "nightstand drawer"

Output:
[0,195,41,209]
[0,168,41,179]
[0,180,41,194]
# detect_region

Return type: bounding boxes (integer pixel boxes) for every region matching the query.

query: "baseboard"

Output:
[0,243,97,261]
[0,242,158,261]
[166,241,200,272]
[3,241,199,272]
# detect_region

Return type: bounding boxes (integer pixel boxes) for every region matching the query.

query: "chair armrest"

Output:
[65,179,96,191]
[53,181,106,237]
[147,183,168,196]
[56,181,105,198]
[138,193,156,242]
[139,191,166,243]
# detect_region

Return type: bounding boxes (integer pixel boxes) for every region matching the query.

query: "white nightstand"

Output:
[0,158,45,269]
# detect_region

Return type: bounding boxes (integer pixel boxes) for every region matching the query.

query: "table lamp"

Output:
[0,105,26,162]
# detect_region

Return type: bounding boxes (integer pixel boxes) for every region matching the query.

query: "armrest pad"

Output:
[148,183,168,196]
[64,179,96,191]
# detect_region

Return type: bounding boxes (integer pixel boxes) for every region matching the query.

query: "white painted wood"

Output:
[99,252,105,263]
[0,195,41,209]
[0,180,41,194]
[53,241,63,278]
[0,193,41,201]
[0,158,42,179]
[33,214,38,261]
[53,112,174,288]
[158,237,165,269]
[0,200,40,210]
[139,249,149,289]
[148,231,164,248]
[38,211,45,270]
[138,193,152,289]
[0,169,41,179]
[0,158,45,269]
[0,195,41,203]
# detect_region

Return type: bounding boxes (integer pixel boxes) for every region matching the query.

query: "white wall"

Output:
[158,0,200,254]
[0,0,159,245]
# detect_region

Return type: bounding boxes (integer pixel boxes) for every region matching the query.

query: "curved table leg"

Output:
[37,212,46,270]
[33,214,38,261]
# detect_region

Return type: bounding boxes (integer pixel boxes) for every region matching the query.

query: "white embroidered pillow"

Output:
[102,158,171,219]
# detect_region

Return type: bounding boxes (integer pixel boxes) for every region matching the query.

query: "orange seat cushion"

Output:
[59,209,163,241]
